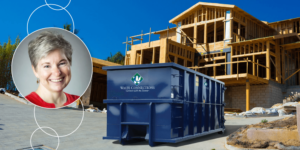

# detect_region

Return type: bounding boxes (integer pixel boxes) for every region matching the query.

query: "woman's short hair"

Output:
[28,31,73,69]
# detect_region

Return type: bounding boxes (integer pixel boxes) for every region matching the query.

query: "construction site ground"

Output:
[0,94,288,150]
[227,115,298,149]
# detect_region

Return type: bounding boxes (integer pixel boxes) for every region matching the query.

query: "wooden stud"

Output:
[141,30,143,44]
[245,19,248,40]
[194,12,198,48]
[149,27,151,47]
[246,80,250,111]
[237,57,239,80]
[253,55,255,76]
[282,47,285,84]
[238,20,241,42]
[246,57,249,74]
[287,52,290,85]
[213,60,216,78]
[201,7,204,22]
[152,47,156,64]
[275,40,281,83]
[230,9,233,43]
[257,59,259,77]
[266,41,270,80]
[140,50,144,64]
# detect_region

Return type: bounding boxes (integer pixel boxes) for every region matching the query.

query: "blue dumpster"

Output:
[102,63,226,146]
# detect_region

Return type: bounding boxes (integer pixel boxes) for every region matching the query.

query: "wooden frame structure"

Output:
[123,2,300,110]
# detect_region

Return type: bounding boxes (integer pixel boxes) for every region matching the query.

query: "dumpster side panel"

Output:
[123,104,149,122]
[171,104,183,138]
[210,81,216,130]
[107,104,121,138]
[154,103,172,139]
[107,68,171,99]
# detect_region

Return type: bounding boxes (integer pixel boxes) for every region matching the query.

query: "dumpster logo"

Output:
[131,73,143,86]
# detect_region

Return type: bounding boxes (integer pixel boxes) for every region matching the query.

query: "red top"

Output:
[25,92,80,108]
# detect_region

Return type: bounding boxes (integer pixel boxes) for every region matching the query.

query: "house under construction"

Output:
[123,2,300,111]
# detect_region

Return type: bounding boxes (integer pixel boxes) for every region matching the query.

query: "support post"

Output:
[141,50,144,64]
[194,12,198,48]
[125,36,128,65]
[152,47,156,64]
[266,41,270,80]
[204,7,208,50]
[257,59,259,77]
[141,30,143,44]
[246,80,250,111]
[213,60,216,78]
[275,40,281,83]
[282,47,285,84]
[149,27,151,47]
[253,55,255,76]
[238,21,241,42]
[214,8,217,50]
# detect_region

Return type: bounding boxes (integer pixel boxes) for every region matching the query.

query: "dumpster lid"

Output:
[103,63,224,85]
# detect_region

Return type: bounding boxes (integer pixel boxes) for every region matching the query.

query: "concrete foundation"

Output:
[225,81,284,111]
[247,128,299,142]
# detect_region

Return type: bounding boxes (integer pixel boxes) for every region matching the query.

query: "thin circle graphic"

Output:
[27,4,75,35]
[45,0,71,11]
[33,99,84,137]
[30,127,60,150]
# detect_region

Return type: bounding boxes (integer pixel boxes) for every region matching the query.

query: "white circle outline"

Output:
[27,4,75,35]
[30,126,60,150]
[33,99,85,137]
[11,27,93,110]
[45,0,71,11]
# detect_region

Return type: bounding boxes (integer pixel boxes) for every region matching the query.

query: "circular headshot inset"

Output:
[12,28,92,109]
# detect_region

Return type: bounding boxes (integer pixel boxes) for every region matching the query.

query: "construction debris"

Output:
[85,105,107,113]
[227,116,299,149]
[225,102,300,117]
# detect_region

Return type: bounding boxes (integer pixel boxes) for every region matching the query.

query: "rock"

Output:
[250,141,268,148]
[265,108,278,114]
[278,109,286,116]
[271,103,283,109]
[283,102,298,107]
[250,107,266,115]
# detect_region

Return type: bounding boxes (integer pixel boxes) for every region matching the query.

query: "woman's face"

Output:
[33,49,71,93]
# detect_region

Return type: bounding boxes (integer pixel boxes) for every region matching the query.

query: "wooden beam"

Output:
[282,47,286,84]
[93,67,107,75]
[253,55,255,76]
[237,57,239,80]
[149,27,151,47]
[266,41,270,80]
[194,11,198,48]
[152,47,156,64]
[275,40,281,83]
[232,51,267,58]
[141,49,144,64]
[246,79,250,111]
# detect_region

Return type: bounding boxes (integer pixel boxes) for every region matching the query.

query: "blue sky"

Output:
[1,0,299,60]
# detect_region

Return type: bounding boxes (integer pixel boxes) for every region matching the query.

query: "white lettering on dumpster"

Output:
[120,86,155,92]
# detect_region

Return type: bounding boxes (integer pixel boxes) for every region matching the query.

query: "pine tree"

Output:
[106,51,125,65]
[0,36,20,92]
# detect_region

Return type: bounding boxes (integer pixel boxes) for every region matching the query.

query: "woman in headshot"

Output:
[25,31,79,108]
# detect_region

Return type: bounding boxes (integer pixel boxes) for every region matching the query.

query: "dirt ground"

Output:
[227,116,299,149]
